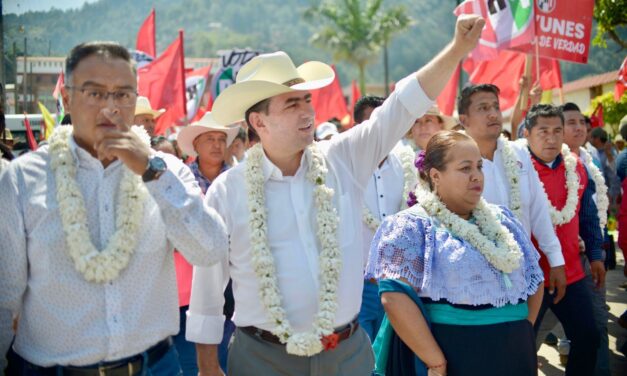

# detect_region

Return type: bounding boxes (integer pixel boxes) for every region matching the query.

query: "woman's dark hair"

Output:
[419,130,474,189]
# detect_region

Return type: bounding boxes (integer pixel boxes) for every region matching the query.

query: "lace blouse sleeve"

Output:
[365,210,431,290]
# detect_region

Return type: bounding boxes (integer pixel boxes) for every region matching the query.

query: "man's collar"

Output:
[528,147,563,169]
[261,147,310,182]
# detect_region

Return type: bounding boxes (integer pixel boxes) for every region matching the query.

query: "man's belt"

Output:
[11,337,172,376]
[240,317,360,351]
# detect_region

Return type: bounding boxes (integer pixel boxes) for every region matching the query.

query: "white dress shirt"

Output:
[186,74,432,344]
[0,138,228,367]
[361,149,410,267]
[481,137,564,267]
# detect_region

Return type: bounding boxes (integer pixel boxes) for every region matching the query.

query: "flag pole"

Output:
[534,39,541,86]
[520,54,532,110]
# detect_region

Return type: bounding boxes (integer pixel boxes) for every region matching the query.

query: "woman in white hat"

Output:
[134,96,165,137]
[408,105,457,151]
[173,111,239,374]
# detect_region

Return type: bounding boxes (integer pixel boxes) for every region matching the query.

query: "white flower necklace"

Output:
[579,147,608,229]
[499,136,523,219]
[517,140,580,226]
[244,143,342,356]
[416,185,522,273]
[362,145,418,231]
[49,125,149,283]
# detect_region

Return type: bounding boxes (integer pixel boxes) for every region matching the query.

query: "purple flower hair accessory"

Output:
[414,150,427,172]
[407,191,418,208]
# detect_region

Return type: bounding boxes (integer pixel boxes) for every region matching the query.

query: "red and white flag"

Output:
[454,0,535,61]
[185,65,212,122]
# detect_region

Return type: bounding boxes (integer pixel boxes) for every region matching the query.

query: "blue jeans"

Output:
[144,346,183,376]
[534,277,600,376]
[218,319,236,372]
[173,306,198,376]
[582,255,611,376]
[358,279,384,342]
[6,341,182,375]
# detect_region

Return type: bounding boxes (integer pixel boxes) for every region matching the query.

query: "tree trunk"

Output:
[358,62,366,95]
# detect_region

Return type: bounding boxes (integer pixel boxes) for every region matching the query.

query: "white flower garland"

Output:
[415,185,523,273]
[517,140,580,226]
[579,147,608,229]
[49,125,149,283]
[362,146,418,231]
[244,143,342,356]
[499,137,523,219]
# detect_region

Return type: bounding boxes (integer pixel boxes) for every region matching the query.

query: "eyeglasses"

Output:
[66,86,138,107]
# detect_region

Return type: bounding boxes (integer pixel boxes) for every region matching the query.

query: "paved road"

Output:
[538,252,627,376]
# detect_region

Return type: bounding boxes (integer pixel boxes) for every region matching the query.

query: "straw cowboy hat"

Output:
[211,51,335,125]
[422,105,457,130]
[134,96,165,118]
[178,112,240,157]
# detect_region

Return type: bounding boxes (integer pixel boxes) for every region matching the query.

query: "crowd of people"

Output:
[0,13,625,376]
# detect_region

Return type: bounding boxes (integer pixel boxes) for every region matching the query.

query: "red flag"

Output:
[136,8,156,58]
[310,65,350,127]
[533,58,562,90]
[138,30,187,135]
[465,50,527,111]
[590,103,604,128]
[464,50,562,111]
[23,114,38,150]
[350,80,361,125]
[437,63,460,116]
[616,57,627,101]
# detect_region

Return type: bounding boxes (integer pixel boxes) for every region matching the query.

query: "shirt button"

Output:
[377,176,381,179]
[382,214,386,217]
[104,204,109,212]
[380,194,383,198]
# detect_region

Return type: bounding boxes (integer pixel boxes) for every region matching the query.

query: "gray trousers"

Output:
[227,326,374,376]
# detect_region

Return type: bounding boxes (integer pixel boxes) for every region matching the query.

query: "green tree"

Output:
[593,0,627,49]
[304,0,412,93]
[587,92,627,135]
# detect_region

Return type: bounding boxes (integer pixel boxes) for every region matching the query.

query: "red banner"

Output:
[515,0,594,64]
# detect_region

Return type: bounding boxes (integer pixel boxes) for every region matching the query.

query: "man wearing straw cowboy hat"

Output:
[175,112,240,375]
[134,96,165,137]
[187,15,485,376]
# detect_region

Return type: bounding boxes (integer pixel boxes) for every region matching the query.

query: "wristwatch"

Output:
[142,156,167,182]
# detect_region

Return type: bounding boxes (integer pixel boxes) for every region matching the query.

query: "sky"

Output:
[4,0,97,15]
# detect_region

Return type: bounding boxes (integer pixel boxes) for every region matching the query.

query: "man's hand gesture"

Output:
[453,15,485,56]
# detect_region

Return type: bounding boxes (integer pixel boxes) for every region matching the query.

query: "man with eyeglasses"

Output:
[0,41,228,374]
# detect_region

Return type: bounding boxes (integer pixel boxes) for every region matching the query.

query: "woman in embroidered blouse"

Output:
[366,131,544,376]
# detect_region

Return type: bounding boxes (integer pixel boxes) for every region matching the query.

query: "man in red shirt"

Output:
[523,104,605,376]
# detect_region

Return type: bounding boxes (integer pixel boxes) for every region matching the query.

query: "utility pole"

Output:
[383,40,389,97]
[23,37,27,113]
[13,41,17,113]
[0,2,5,112]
